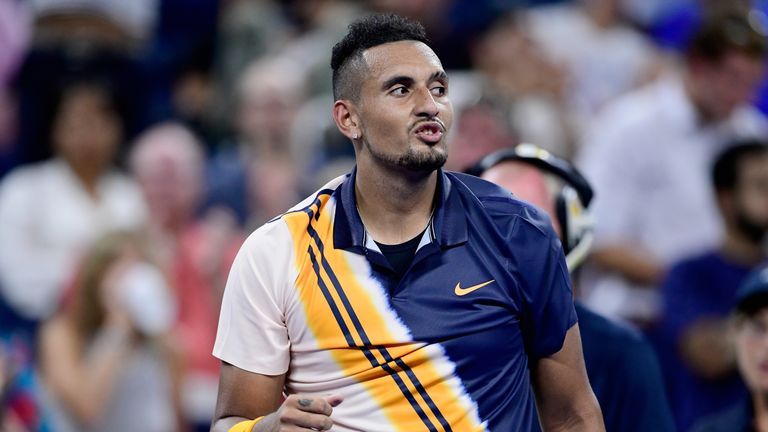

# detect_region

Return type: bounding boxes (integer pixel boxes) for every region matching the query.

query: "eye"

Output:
[390,86,409,96]
[431,85,447,97]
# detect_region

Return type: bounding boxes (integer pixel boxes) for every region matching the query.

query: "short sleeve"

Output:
[512,208,578,358]
[212,221,293,375]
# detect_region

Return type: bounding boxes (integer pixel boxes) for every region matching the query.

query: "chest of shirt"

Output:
[285,239,525,363]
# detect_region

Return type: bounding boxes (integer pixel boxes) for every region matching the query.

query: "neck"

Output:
[354,162,438,245]
[684,73,721,125]
[66,159,101,198]
[722,225,766,266]
[754,392,768,432]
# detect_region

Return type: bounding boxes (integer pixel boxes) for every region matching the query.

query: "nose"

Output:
[414,86,439,118]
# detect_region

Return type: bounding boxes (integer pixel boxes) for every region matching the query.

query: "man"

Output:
[657,141,768,431]
[692,265,768,431]
[576,11,768,323]
[477,144,675,432]
[211,14,602,432]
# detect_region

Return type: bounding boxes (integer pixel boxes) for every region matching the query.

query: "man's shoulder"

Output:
[447,171,556,240]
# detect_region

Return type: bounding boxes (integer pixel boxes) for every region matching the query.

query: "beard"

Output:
[736,211,768,245]
[365,140,447,173]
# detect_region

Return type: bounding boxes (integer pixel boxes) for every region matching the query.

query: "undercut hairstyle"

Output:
[712,139,768,192]
[687,11,768,61]
[331,13,430,101]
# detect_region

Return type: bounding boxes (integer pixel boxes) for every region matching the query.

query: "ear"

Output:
[332,100,361,142]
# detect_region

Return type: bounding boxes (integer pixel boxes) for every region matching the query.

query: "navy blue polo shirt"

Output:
[214,167,577,431]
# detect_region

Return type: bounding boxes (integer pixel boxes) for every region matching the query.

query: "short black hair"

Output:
[331,13,430,101]
[687,10,768,61]
[712,139,768,192]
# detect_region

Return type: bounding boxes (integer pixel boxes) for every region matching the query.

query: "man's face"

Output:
[694,52,765,121]
[735,308,768,392]
[733,154,768,242]
[354,40,453,173]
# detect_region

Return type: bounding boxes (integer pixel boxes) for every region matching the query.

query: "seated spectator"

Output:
[525,0,661,136]
[476,144,675,432]
[445,101,517,172]
[470,12,574,158]
[206,58,304,228]
[0,79,146,322]
[37,231,181,432]
[692,265,768,431]
[576,10,768,324]
[129,122,243,430]
[657,141,768,431]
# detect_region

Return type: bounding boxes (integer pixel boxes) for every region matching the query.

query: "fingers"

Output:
[324,394,344,407]
[277,394,344,431]
[290,394,343,415]
[281,411,334,431]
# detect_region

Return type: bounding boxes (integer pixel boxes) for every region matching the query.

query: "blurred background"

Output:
[0,0,767,431]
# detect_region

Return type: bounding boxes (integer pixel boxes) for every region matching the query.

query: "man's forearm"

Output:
[541,405,604,432]
[591,246,664,286]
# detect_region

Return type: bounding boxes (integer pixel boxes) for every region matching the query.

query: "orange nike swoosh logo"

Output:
[454,279,495,296]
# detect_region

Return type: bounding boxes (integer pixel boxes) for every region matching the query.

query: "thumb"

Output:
[324,394,344,407]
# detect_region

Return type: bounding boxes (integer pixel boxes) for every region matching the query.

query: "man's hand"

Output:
[259,394,344,431]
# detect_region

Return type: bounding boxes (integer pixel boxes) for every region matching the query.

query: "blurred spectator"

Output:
[141,0,221,144]
[0,0,31,179]
[130,122,243,429]
[0,335,42,432]
[276,0,367,96]
[477,144,675,432]
[0,79,146,321]
[657,141,768,431]
[526,0,662,136]
[30,0,158,48]
[38,231,182,432]
[471,13,574,158]
[445,101,517,172]
[576,11,768,323]
[692,265,768,431]
[206,58,305,228]
[209,0,290,131]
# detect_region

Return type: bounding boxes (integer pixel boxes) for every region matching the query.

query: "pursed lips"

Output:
[412,120,446,144]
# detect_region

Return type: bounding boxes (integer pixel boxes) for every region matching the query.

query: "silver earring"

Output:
[352,133,358,140]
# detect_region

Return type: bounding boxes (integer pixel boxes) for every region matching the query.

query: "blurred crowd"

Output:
[0,0,767,431]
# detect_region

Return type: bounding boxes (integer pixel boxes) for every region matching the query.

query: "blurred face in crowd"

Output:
[481,161,562,235]
[130,124,204,229]
[53,84,122,178]
[353,40,453,173]
[446,104,516,171]
[691,52,765,121]
[734,308,768,393]
[236,60,303,149]
[732,153,768,242]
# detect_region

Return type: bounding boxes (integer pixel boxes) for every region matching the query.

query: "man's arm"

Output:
[590,247,665,286]
[531,324,604,432]
[211,362,343,432]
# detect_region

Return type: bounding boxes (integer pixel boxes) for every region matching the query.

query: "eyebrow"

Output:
[380,70,449,91]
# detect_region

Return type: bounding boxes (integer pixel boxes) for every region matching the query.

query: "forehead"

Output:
[742,153,768,174]
[361,40,444,81]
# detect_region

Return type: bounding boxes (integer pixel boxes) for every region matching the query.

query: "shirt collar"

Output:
[333,167,468,252]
